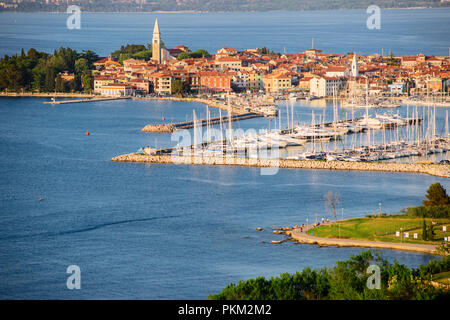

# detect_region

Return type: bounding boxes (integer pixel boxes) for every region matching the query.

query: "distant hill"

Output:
[1,0,450,12]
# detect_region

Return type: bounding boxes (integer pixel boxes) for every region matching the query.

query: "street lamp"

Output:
[378,202,382,216]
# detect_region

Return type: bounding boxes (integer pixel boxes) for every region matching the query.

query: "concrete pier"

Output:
[141,112,264,133]
[43,96,131,105]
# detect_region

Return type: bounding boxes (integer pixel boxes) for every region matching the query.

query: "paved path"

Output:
[287,223,438,254]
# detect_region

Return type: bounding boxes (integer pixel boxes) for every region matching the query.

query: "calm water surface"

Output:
[0,97,448,299]
[0,9,449,56]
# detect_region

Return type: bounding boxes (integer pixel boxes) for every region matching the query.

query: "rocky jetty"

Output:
[111,153,450,178]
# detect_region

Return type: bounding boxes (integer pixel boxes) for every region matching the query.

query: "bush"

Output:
[209,251,450,300]
[404,206,450,219]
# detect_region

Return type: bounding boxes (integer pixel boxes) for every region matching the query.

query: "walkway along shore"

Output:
[0,92,96,98]
[277,224,439,255]
[111,153,450,178]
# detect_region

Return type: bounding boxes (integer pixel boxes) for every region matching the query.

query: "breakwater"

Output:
[111,153,450,178]
[141,112,263,133]
[43,96,131,105]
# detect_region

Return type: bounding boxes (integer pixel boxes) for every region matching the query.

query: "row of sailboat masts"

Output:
[192,93,234,148]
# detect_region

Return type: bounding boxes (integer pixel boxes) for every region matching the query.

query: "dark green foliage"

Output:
[111,44,155,61]
[405,206,450,219]
[177,49,211,60]
[423,220,428,241]
[209,251,450,300]
[423,183,450,207]
[171,80,191,96]
[404,183,450,219]
[0,47,98,93]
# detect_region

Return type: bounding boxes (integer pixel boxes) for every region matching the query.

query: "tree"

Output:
[171,80,190,96]
[324,191,340,223]
[79,50,99,69]
[81,71,92,93]
[44,67,55,92]
[422,220,428,241]
[422,183,450,207]
[55,74,65,92]
[74,58,89,75]
[426,224,436,242]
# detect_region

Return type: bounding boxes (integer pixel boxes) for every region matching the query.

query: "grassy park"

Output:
[307,182,450,246]
[307,215,449,245]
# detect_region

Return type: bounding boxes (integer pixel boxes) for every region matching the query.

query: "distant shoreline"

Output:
[0,7,447,14]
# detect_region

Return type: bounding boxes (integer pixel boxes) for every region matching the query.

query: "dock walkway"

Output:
[43,97,131,105]
[141,112,264,133]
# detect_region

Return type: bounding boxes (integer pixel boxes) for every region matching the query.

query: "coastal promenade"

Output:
[284,224,438,255]
[111,153,450,178]
[0,92,95,98]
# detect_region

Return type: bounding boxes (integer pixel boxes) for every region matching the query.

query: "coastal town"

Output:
[1,5,450,303]
[88,19,450,103]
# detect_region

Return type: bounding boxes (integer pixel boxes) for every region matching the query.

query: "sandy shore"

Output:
[112,153,450,178]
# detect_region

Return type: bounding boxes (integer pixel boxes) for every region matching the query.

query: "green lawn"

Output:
[307,215,450,245]
[433,271,450,285]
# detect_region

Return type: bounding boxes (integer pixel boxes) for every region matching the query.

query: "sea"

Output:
[0,9,449,299]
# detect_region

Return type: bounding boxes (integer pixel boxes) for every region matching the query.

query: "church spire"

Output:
[152,18,162,64]
[153,18,160,35]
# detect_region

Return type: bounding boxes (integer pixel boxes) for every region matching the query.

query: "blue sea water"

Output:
[0,97,448,299]
[0,10,450,299]
[0,9,449,57]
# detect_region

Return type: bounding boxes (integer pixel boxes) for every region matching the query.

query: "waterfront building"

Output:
[127,79,150,95]
[94,76,115,94]
[231,71,250,90]
[199,70,234,92]
[248,71,264,91]
[388,83,406,94]
[99,83,135,97]
[427,76,443,92]
[310,76,343,97]
[262,72,291,93]
[148,71,173,95]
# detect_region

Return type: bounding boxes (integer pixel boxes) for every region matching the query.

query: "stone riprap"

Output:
[111,153,450,178]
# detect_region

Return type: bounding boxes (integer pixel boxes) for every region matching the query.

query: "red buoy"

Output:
[86,131,90,136]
